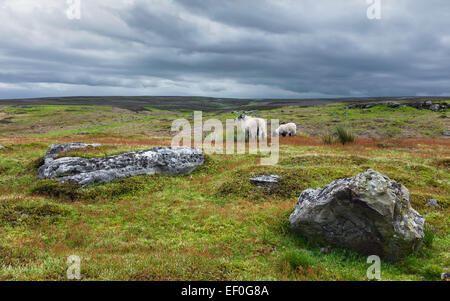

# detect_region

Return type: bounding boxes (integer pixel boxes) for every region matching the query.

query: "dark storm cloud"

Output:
[0,0,449,99]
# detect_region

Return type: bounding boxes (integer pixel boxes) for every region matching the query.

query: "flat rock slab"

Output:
[38,144,205,187]
[250,175,281,194]
[289,169,425,260]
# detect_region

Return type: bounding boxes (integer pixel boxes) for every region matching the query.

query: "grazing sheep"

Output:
[236,114,267,141]
[274,123,296,137]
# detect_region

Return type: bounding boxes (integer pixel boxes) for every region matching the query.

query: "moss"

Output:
[0,246,37,267]
[0,202,67,227]
[129,257,233,281]
[30,180,82,201]
[280,250,318,270]
[280,154,369,167]
[430,158,450,170]
[30,156,45,169]
[30,176,165,202]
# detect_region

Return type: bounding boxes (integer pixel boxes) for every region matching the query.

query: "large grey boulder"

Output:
[289,169,425,260]
[38,144,205,186]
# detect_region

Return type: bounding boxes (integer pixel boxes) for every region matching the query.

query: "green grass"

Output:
[0,103,448,281]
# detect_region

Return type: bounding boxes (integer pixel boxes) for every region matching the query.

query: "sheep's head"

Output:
[236,114,247,121]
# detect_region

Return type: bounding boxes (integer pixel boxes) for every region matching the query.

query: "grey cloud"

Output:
[0,0,449,99]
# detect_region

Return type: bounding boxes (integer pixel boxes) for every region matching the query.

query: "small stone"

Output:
[320,247,330,254]
[426,199,441,209]
[442,130,450,136]
[250,175,281,194]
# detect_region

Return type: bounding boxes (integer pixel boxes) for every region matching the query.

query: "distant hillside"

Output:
[0,96,448,112]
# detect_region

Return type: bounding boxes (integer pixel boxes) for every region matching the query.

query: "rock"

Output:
[426,199,441,209]
[430,104,440,112]
[244,110,259,115]
[442,130,450,136]
[408,102,423,110]
[0,145,4,150]
[320,247,330,254]
[289,169,425,260]
[38,145,205,187]
[43,143,101,164]
[250,175,281,194]
[387,102,401,108]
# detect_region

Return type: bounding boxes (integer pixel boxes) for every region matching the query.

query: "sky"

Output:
[0,0,449,99]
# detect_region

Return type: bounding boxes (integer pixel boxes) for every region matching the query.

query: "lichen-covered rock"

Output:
[289,169,425,260]
[38,144,204,187]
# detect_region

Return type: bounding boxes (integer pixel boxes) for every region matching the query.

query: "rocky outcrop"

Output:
[38,144,205,186]
[346,101,448,111]
[289,169,425,260]
[250,175,281,194]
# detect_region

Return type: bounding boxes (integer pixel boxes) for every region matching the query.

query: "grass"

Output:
[0,102,448,281]
[334,126,355,144]
[321,126,355,145]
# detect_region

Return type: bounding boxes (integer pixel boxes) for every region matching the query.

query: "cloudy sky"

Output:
[0,0,449,99]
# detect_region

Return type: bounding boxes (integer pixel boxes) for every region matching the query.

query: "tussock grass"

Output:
[335,126,356,144]
[321,126,356,145]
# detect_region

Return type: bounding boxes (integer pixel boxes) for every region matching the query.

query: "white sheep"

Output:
[274,123,297,137]
[236,114,267,141]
